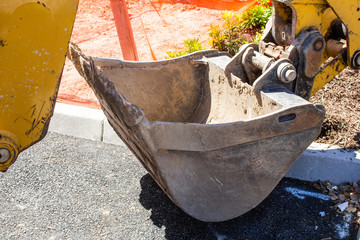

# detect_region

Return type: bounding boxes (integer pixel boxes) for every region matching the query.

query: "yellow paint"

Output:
[291,1,337,38]
[0,0,78,171]
[310,56,347,96]
[286,0,357,94]
[326,0,360,67]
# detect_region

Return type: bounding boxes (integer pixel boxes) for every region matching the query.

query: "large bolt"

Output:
[0,148,10,163]
[351,51,360,69]
[277,63,297,83]
[285,70,297,82]
[0,135,19,171]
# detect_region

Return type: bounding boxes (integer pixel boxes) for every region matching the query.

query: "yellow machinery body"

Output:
[0,0,78,171]
[270,0,360,96]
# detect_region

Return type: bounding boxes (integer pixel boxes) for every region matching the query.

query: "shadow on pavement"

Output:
[139,174,356,240]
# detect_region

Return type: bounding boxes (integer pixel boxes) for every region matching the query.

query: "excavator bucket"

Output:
[68,43,324,222]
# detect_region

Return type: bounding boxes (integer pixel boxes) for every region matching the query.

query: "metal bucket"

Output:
[68,43,324,222]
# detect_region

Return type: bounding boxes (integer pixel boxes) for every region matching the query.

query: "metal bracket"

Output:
[291,30,326,99]
[253,58,296,105]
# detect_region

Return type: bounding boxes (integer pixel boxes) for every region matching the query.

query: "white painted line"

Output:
[284,187,331,201]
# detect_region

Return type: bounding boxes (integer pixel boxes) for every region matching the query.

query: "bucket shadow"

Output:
[139,174,356,240]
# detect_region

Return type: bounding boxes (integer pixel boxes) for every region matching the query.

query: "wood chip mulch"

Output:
[310,68,360,149]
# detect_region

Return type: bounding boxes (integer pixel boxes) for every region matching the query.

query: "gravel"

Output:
[0,132,357,239]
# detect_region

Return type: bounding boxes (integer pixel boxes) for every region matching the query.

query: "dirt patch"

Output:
[310,68,360,149]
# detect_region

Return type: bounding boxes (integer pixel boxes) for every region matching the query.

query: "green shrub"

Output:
[165,38,204,59]
[208,0,272,56]
[252,27,265,44]
[208,11,247,56]
[165,0,272,58]
[241,1,272,30]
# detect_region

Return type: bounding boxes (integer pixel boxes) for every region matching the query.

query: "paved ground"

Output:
[0,133,357,240]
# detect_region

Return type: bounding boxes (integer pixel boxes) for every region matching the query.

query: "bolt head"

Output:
[0,148,10,163]
[356,55,360,66]
[285,69,297,82]
[351,51,360,69]
[277,62,297,83]
[313,39,324,51]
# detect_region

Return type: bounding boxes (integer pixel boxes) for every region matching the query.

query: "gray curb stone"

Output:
[49,103,360,184]
[285,143,360,184]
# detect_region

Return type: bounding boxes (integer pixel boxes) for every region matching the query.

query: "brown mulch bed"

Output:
[310,68,360,149]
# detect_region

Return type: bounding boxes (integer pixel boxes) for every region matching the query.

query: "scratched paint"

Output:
[0,0,78,171]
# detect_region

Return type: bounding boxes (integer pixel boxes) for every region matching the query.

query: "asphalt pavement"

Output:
[0,132,357,239]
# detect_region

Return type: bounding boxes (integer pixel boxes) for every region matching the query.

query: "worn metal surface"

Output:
[1,132,358,239]
[0,0,78,171]
[292,30,325,99]
[91,51,229,123]
[69,43,324,221]
[264,0,360,98]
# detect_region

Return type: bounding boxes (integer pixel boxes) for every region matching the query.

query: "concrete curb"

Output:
[285,143,360,184]
[49,103,125,146]
[49,103,360,185]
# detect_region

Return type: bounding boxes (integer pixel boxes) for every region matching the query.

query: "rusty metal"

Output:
[325,39,346,58]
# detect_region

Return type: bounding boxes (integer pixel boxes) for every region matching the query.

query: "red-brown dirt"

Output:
[59,0,255,108]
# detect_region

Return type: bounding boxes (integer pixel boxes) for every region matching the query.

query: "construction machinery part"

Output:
[0,0,78,171]
[68,43,324,222]
[2,0,360,224]
[292,30,326,99]
[262,0,359,98]
[64,0,358,222]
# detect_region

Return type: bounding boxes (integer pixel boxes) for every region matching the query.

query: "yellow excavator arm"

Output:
[0,0,78,171]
